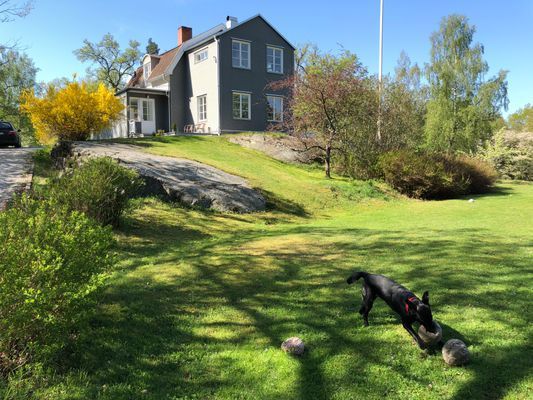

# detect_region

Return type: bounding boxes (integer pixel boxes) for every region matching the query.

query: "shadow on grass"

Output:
[46,207,532,399]
[261,188,309,218]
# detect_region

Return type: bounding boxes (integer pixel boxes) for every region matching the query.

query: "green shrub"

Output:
[379,150,497,199]
[442,154,498,193]
[47,157,142,227]
[481,130,533,180]
[0,195,114,373]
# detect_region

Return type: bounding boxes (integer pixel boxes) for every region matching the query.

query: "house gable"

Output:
[217,14,295,50]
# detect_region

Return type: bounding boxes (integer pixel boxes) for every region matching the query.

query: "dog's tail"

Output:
[347,271,368,284]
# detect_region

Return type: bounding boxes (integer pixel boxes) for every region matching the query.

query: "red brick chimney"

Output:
[178,26,192,46]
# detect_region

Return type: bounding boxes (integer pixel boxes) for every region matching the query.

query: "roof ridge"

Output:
[158,45,180,56]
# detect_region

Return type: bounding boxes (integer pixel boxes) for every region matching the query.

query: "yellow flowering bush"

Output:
[20,81,124,144]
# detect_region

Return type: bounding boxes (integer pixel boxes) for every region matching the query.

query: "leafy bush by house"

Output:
[379,150,497,199]
[46,157,143,227]
[481,130,533,181]
[20,81,124,144]
[0,195,114,373]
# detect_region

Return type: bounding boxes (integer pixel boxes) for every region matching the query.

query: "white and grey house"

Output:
[111,14,295,137]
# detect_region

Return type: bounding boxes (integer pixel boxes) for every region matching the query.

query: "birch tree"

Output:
[425,15,508,153]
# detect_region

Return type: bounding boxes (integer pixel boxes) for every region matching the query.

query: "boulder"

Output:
[442,339,470,366]
[50,141,74,169]
[69,142,266,213]
[281,337,305,356]
[418,320,443,345]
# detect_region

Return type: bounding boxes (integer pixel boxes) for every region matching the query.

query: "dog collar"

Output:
[405,296,417,314]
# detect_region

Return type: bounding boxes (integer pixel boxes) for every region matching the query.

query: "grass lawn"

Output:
[26,136,532,399]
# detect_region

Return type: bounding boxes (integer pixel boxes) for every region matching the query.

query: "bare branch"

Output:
[0,0,33,23]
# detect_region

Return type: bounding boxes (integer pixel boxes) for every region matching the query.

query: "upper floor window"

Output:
[267,46,283,74]
[195,48,208,63]
[143,62,151,80]
[232,40,251,69]
[232,92,251,120]
[267,95,283,122]
[198,95,207,121]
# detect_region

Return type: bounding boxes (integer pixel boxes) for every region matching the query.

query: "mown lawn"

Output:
[29,136,532,399]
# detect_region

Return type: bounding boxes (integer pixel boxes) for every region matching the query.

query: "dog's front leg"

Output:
[401,320,426,349]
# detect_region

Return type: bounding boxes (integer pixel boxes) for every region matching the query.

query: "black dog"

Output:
[347,271,435,349]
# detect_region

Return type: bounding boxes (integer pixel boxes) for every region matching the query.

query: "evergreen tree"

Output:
[146,38,160,55]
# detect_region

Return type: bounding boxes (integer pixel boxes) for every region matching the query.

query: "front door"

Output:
[129,97,156,135]
[140,99,155,134]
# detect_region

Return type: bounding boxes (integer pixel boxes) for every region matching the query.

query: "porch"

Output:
[119,88,170,136]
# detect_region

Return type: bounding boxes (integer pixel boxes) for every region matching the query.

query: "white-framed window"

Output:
[267,95,283,122]
[267,46,283,74]
[232,92,251,120]
[143,62,151,80]
[129,98,139,120]
[232,40,251,69]
[194,48,208,63]
[142,99,154,122]
[197,95,207,121]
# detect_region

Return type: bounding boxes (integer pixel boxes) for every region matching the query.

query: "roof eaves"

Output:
[115,87,168,96]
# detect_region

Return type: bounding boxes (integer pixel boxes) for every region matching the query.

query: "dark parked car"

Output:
[0,121,22,148]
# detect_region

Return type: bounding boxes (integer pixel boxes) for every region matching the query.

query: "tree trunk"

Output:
[325,144,331,178]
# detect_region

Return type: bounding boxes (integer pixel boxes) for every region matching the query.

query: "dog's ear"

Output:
[422,291,430,305]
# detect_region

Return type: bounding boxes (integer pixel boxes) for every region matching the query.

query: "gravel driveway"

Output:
[0,148,37,209]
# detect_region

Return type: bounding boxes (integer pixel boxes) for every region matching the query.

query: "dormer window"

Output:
[194,48,208,63]
[143,62,151,80]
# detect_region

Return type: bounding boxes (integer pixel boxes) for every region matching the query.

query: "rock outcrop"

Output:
[69,142,266,213]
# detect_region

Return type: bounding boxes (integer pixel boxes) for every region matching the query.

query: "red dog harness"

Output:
[405,296,417,314]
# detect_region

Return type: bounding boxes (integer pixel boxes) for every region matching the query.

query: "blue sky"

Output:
[2,0,532,114]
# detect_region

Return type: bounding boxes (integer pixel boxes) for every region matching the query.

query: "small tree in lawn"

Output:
[272,47,373,178]
[20,80,124,144]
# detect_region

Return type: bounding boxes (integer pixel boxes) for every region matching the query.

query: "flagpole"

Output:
[377,0,384,141]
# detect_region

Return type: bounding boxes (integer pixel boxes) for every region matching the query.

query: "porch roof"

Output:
[115,87,169,97]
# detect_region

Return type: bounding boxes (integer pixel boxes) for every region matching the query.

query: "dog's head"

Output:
[416,291,434,332]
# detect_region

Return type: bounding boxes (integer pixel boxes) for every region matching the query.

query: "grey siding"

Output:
[169,55,197,132]
[169,59,188,132]
[218,16,294,132]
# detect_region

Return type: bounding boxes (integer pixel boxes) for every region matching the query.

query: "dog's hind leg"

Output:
[358,283,376,327]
